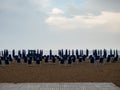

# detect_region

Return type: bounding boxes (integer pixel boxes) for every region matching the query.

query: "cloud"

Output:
[0,0,20,11]
[45,9,120,32]
[0,0,51,12]
[29,0,51,11]
[85,0,120,12]
[50,8,64,15]
[66,0,120,17]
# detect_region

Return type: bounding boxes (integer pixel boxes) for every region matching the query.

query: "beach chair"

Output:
[36,57,40,64]
[89,55,94,63]
[78,56,83,62]
[99,57,104,63]
[68,56,72,64]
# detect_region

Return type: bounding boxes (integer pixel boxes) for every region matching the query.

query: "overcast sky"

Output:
[0,0,120,50]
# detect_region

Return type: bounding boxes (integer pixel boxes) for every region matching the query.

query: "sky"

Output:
[0,0,120,50]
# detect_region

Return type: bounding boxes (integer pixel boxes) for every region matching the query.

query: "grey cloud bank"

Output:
[0,0,120,50]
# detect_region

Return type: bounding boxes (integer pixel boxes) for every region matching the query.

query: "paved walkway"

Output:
[0,83,120,90]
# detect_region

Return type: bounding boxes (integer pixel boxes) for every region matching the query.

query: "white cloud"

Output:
[45,10,120,32]
[50,8,64,15]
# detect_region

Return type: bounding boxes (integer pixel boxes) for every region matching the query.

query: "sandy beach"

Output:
[0,60,120,87]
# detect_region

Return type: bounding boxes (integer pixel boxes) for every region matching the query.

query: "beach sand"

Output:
[0,60,120,87]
